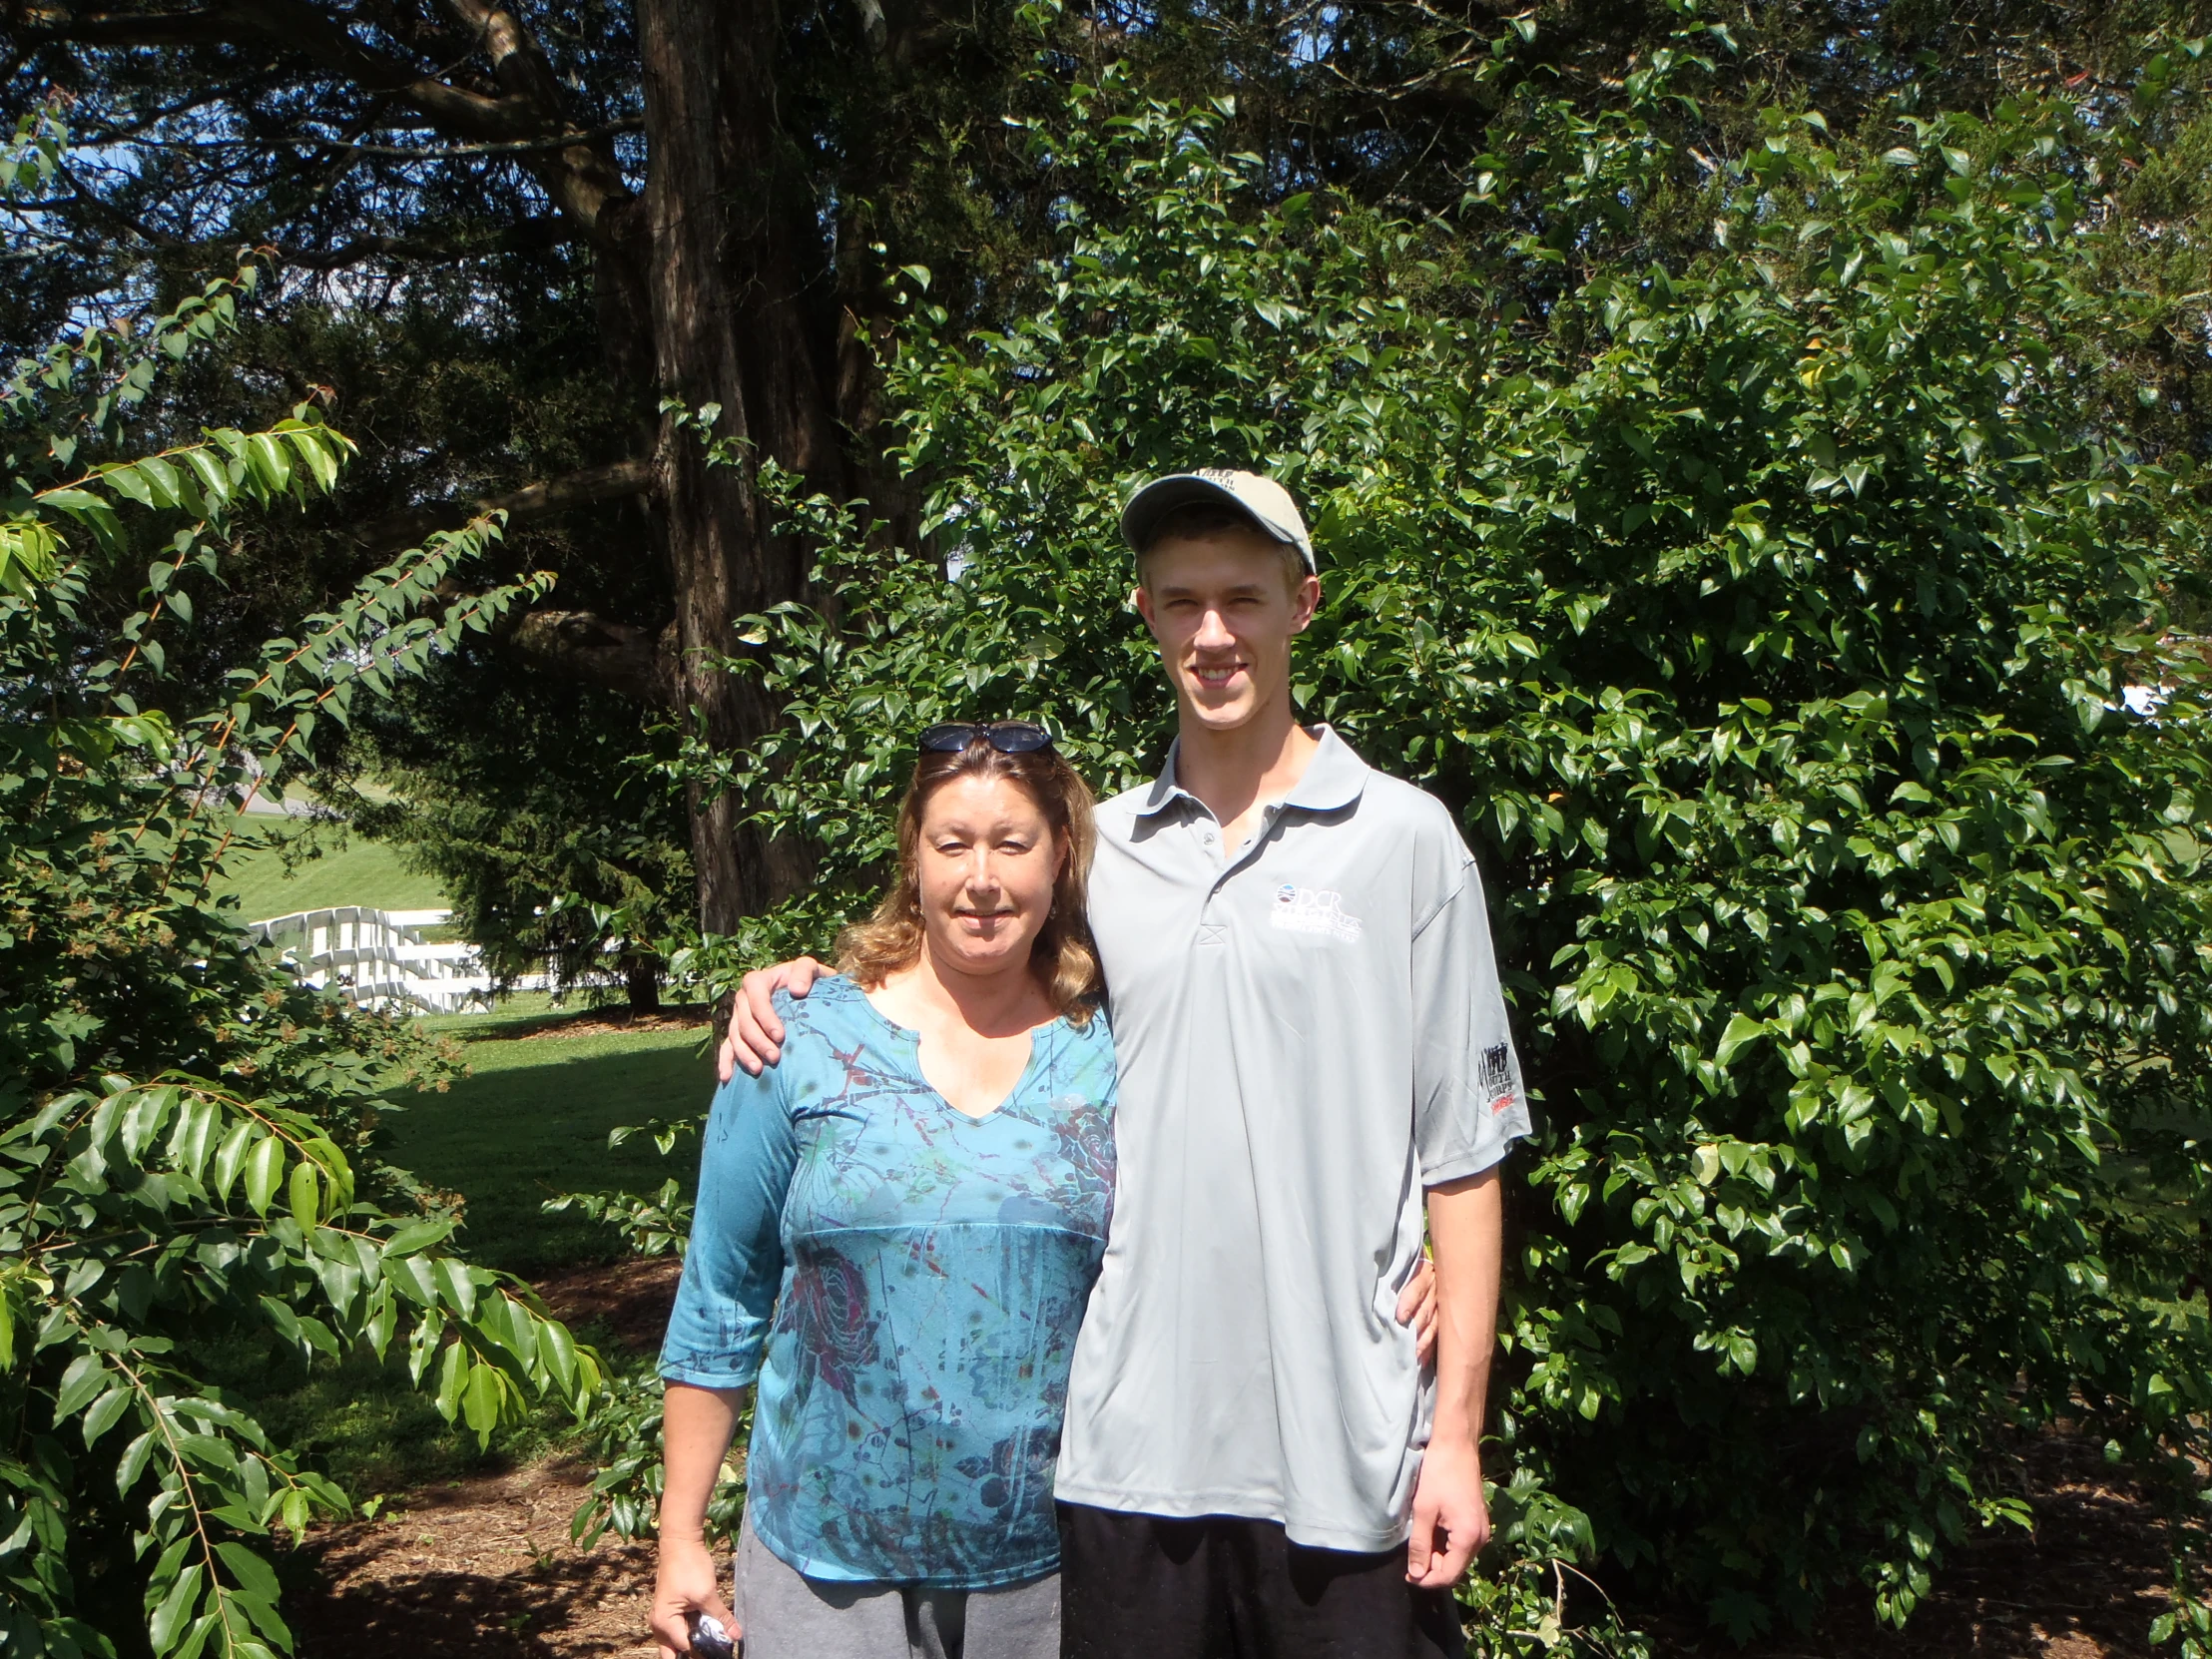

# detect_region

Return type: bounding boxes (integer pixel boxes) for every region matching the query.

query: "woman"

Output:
[649,721,1431,1658]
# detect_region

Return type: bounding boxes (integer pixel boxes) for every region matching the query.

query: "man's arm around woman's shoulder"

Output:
[719,956,830,1079]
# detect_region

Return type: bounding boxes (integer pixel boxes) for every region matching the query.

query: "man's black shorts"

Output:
[1056,1502,1465,1659]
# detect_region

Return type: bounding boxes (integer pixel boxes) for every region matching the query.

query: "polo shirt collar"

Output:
[1133,725,1370,819]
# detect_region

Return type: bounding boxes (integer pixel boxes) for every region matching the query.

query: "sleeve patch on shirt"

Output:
[1479,1042,1517,1112]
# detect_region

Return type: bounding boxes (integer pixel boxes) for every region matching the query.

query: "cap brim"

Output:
[1119,475,1315,570]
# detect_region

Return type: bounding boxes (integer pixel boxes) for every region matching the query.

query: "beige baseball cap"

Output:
[1119,468,1316,572]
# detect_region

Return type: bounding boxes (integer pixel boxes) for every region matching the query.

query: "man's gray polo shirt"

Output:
[1056,726,1531,1552]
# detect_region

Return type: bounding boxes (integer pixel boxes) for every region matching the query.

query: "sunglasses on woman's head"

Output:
[919,721,1055,755]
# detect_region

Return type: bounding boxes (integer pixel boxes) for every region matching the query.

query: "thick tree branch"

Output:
[346,456,653,558]
[10,3,233,46]
[222,0,540,139]
[424,0,640,235]
[135,119,640,162]
[19,1,638,242]
[13,4,523,133]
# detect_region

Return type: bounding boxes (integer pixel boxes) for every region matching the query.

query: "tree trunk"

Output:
[623,954,664,1014]
[636,0,824,936]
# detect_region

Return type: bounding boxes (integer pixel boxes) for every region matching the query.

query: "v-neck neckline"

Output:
[856,989,1061,1124]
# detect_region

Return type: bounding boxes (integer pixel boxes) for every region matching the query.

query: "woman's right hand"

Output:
[718,955,829,1080]
[649,1533,738,1659]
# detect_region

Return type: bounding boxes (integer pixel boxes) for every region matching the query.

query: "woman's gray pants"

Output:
[733,1513,1061,1659]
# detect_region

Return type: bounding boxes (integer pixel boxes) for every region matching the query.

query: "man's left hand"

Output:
[1395,1254,1439,1366]
[1404,1434,1489,1587]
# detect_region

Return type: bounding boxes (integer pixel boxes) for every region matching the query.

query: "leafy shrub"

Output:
[0,117,600,1659]
[656,40,2212,1649]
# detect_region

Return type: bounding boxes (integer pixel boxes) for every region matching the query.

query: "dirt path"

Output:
[283,1259,2186,1657]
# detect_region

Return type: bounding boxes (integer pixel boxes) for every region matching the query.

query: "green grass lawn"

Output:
[384,1003,718,1276]
[213,819,448,921]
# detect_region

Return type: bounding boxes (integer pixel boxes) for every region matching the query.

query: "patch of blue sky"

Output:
[1285,6,1344,68]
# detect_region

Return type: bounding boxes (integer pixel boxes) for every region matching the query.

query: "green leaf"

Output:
[170,1094,222,1181]
[539,1317,579,1397]
[287,1158,319,1229]
[381,1217,455,1258]
[463,1361,505,1441]
[118,1427,159,1493]
[363,1288,398,1362]
[82,1383,135,1446]
[242,1134,283,1215]
[135,454,184,506]
[102,461,157,507]
[244,432,291,494]
[148,1561,204,1655]
[181,447,233,519]
[1714,1013,1766,1066]
[121,1085,174,1161]
[210,1120,255,1200]
[52,1350,109,1421]
[434,1340,467,1422]
[214,1540,281,1601]
[387,1253,440,1307]
[285,426,341,493]
[437,1258,478,1321]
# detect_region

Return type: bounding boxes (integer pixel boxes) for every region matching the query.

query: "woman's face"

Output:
[913,773,1065,981]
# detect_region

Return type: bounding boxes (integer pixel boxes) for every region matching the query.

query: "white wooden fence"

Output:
[248,906,554,1014]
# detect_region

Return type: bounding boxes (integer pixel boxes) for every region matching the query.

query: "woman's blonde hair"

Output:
[835,736,1101,1023]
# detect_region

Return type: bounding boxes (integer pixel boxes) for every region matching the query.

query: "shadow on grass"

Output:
[192,1333,560,1497]
[385,1025,715,1277]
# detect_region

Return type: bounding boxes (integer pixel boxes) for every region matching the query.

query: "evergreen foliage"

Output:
[354,671,693,1009]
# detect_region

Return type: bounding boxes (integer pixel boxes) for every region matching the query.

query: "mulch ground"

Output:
[285,1454,661,1656]
[284,1257,2190,1657]
[285,1259,686,1658]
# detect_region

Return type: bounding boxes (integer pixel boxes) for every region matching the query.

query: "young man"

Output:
[721,469,1529,1657]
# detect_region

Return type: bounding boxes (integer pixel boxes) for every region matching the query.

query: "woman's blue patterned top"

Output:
[660,975,1118,1588]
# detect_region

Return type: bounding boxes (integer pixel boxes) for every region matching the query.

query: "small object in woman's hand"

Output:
[688,1611,739,1659]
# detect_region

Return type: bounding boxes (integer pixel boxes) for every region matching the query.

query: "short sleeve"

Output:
[1409,855,1531,1185]
[658,1060,798,1388]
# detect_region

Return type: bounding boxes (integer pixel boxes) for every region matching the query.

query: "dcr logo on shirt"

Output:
[1269,883,1365,942]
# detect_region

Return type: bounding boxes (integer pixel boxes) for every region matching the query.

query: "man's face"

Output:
[1133,526,1321,735]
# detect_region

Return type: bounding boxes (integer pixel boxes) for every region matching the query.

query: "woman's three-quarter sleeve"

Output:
[657,1063,799,1388]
